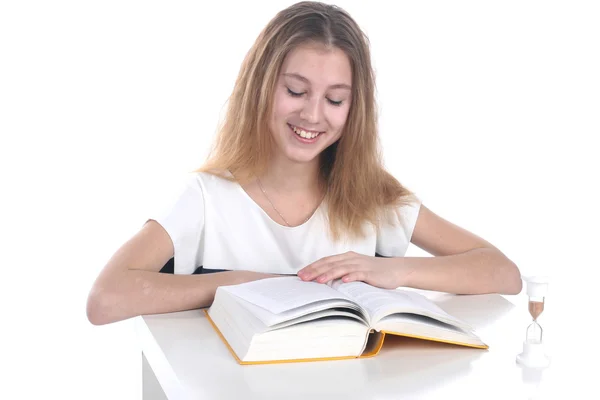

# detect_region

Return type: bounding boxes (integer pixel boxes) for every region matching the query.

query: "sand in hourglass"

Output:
[528,301,544,320]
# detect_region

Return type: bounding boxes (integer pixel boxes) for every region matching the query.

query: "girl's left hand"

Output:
[297,251,407,289]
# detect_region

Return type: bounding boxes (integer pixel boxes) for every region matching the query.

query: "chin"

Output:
[282,148,321,164]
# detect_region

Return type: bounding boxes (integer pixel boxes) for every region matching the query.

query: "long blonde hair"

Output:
[198,1,415,241]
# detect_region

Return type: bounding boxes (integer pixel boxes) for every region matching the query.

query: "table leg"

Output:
[142,352,168,400]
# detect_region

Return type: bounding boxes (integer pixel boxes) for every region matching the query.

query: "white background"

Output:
[1,1,598,399]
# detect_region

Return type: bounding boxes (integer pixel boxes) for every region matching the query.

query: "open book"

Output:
[206,276,487,365]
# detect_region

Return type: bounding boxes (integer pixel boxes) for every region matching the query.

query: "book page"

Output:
[221,276,356,314]
[234,294,366,328]
[331,280,472,330]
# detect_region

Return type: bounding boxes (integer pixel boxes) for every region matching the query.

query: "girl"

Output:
[87,1,521,326]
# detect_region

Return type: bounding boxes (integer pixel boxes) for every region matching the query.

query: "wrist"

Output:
[387,257,412,288]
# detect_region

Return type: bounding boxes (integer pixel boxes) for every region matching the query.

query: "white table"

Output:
[135,291,559,399]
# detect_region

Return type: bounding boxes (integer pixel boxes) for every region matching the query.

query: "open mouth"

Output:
[288,123,324,142]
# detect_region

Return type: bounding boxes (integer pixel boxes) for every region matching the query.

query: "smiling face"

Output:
[268,42,353,164]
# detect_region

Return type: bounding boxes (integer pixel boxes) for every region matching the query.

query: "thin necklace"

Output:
[256,176,323,227]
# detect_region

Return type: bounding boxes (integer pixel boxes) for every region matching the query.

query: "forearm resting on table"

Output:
[86,269,257,325]
[396,247,522,295]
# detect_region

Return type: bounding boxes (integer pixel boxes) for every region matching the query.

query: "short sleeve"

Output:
[376,197,422,257]
[149,173,205,275]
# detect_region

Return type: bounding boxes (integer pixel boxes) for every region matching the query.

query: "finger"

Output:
[300,259,349,281]
[314,264,360,284]
[300,251,356,270]
[341,271,368,283]
[298,252,356,279]
[313,251,355,265]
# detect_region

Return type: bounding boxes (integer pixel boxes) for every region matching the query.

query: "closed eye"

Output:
[287,88,344,107]
[287,88,304,97]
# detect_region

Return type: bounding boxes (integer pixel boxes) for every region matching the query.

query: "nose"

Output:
[299,95,323,125]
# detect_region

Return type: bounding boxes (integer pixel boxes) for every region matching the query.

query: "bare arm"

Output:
[297,204,522,295]
[86,220,273,325]
[401,205,523,295]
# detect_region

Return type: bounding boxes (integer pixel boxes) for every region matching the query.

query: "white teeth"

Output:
[291,125,319,139]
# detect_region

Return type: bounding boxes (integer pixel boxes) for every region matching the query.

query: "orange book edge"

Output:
[203,310,487,365]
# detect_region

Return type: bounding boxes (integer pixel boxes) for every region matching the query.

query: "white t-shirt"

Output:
[151,172,421,275]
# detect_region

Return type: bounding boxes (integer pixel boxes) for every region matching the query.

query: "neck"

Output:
[260,152,321,194]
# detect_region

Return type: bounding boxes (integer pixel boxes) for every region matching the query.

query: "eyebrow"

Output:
[283,73,351,90]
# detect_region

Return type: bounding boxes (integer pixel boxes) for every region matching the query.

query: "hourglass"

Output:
[516,276,550,367]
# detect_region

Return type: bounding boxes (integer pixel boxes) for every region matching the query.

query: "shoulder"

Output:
[398,194,422,215]
[169,169,250,211]
[380,193,422,227]
[192,169,242,197]
[176,170,238,193]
